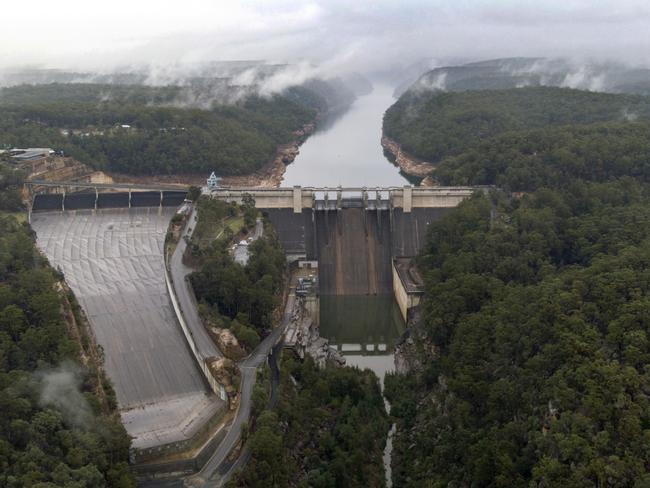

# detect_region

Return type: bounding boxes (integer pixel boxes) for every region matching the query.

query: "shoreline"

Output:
[381,134,437,180]
[219,121,316,188]
[106,120,317,190]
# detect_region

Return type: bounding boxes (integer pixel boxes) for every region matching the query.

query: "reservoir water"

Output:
[281,84,410,188]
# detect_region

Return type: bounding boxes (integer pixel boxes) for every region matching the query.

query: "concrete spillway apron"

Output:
[30,208,221,452]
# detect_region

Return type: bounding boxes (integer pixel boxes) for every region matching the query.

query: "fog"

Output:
[35,362,93,429]
[2,0,650,79]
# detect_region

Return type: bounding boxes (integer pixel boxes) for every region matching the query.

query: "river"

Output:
[281,83,410,188]
[284,83,409,487]
[319,295,403,488]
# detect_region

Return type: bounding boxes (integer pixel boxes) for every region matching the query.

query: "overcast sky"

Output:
[2,0,650,73]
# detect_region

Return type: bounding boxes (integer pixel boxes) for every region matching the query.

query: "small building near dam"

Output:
[392,257,425,322]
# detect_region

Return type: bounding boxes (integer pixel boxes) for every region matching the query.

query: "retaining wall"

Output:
[164,262,227,401]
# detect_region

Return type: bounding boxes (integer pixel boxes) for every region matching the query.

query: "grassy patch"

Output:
[0,210,27,223]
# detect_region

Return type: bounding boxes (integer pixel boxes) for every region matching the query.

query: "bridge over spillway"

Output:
[26,179,190,213]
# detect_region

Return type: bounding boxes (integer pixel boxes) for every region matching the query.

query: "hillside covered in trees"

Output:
[0,78,358,176]
[228,354,389,488]
[187,197,287,353]
[384,85,650,486]
[383,86,650,165]
[397,58,650,97]
[0,166,134,486]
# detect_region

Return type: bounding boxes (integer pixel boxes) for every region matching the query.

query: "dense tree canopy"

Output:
[229,355,389,488]
[433,122,650,191]
[384,85,650,487]
[189,198,286,350]
[0,81,350,176]
[383,87,650,164]
[0,161,25,211]
[0,215,134,487]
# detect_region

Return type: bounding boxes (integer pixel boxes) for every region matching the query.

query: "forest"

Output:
[0,80,350,176]
[0,168,134,486]
[383,86,650,164]
[0,158,25,211]
[228,354,389,488]
[188,197,287,352]
[384,85,650,486]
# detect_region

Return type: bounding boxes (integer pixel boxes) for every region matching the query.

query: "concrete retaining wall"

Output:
[392,260,410,322]
[133,424,229,478]
[164,264,228,401]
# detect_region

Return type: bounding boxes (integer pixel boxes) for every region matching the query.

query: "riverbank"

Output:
[381,135,437,181]
[220,121,316,188]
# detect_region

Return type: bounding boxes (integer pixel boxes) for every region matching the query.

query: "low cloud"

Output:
[2,1,650,78]
[35,362,93,429]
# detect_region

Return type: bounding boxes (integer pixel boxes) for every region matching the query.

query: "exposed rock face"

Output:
[381,135,437,178]
[208,327,247,361]
[208,357,240,409]
[220,121,316,188]
[420,175,438,187]
[288,296,345,367]
[393,307,438,374]
[25,156,113,184]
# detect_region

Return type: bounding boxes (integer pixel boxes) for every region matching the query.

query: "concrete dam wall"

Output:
[264,207,453,295]
[312,208,392,295]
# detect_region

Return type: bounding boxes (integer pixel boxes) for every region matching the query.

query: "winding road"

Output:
[189,295,294,487]
[169,205,295,487]
[170,209,222,361]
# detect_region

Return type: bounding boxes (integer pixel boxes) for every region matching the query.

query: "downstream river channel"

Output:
[284,83,409,486]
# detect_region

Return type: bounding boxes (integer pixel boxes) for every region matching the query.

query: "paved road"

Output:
[186,290,296,487]
[213,340,284,486]
[169,204,294,487]
[170,208,221,360]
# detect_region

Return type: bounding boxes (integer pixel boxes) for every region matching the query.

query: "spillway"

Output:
[265,206,454,295]
[31,208,223,451]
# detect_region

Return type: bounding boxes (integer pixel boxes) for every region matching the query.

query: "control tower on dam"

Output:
[30,205,225,459]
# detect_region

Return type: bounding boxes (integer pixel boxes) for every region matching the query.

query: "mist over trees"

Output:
[0,78,359,176]
[0,212,134,486]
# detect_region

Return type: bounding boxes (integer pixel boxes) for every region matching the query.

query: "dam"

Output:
[27,182,476,475]
[209,186,475,295]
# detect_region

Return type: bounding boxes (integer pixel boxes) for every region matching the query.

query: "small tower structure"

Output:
[207,171,220,190]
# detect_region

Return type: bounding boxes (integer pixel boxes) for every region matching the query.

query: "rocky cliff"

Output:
[381,135,437,180]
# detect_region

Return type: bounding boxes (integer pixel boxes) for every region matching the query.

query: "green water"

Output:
[319,294,405,384]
